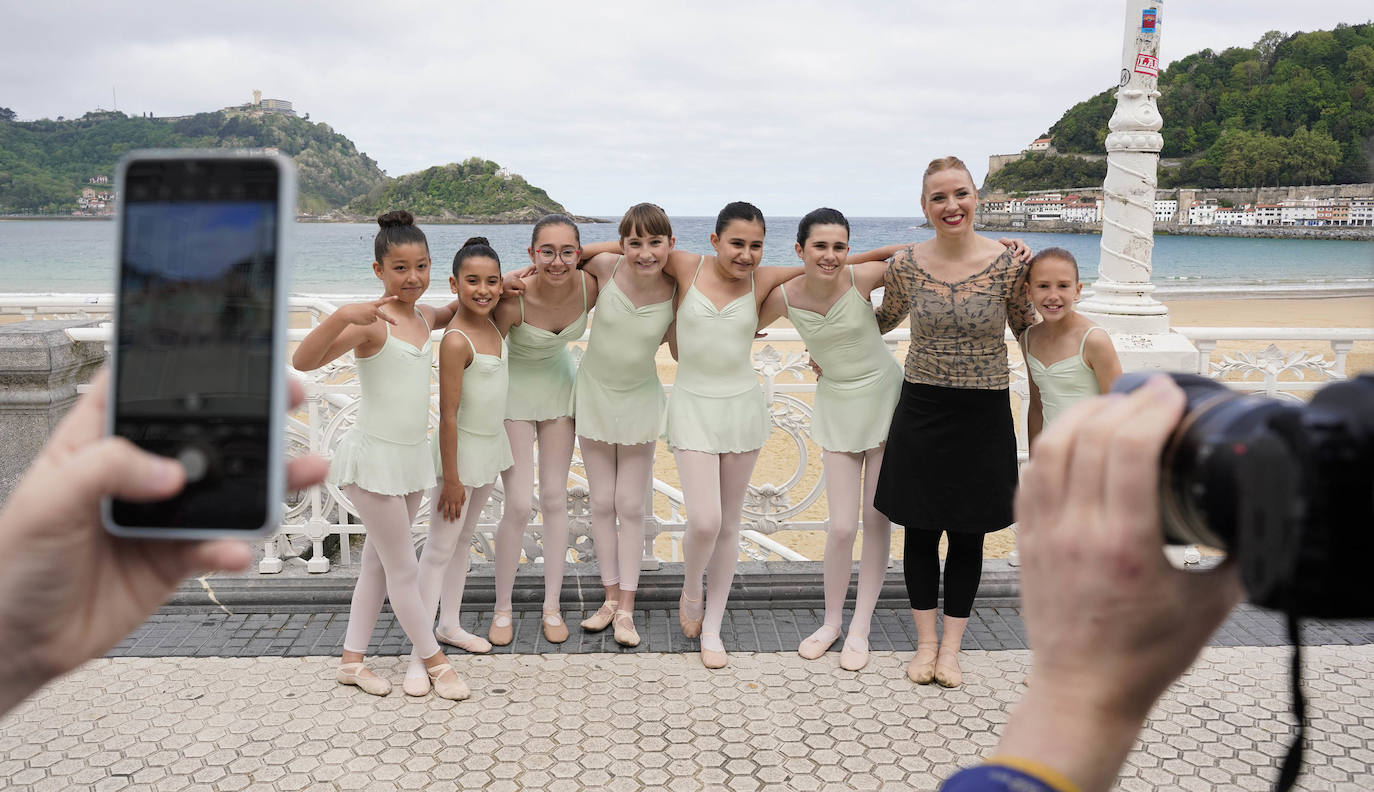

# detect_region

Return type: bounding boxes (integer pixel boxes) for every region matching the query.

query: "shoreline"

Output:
[975,219,1374,241]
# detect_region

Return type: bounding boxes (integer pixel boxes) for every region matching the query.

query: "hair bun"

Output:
[462,236,491,248]
[377,210,416,229]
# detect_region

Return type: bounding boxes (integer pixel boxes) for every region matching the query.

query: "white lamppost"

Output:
[1077,0,1198,372]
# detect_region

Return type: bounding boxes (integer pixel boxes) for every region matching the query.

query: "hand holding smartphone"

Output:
[103,151,295,538]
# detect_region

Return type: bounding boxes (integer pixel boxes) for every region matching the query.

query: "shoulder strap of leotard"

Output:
[1078,325,1107,357]
[779,279,792,311]
[517,293,525,324]
[579,270,589,312]
[443,326,474,347]
[848,265,857,289]
[611,255,622,278]
[689,255,706,290]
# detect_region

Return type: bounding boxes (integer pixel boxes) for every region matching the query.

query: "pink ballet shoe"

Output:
[580,600,618,632]
[403,658,430,697]
[435,626,492,654]
[934,646,963,689]
[488,611,513,646]
[907,642,938,685]
[337,662,391,697]
[840,636,870,672]
[542,609,569,644]
[612,610,640,647]
[798,624,841,660]
[699,633,728,669]
[427,662,471,701]
[679,591,704,639]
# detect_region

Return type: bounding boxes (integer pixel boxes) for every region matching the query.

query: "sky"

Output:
[3,2,1371,216]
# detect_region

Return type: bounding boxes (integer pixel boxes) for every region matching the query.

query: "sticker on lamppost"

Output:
[1134,53,1159,77]
[1141,8,1157,34]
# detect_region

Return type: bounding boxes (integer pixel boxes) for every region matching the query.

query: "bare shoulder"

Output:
[584,252,618,281]
[1082,323,1116,351]
[493,297,521,329]
[852,260,888,293]
[438,326,474,365]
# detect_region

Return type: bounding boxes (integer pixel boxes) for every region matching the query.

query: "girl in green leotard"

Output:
[488,215,600,647]
[756,208,902,673]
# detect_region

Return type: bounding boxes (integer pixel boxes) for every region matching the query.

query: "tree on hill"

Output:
[1029,23,1374,191]
[0,108,16,122]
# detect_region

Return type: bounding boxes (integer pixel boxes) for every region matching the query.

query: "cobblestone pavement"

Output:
[3,645,1372,791]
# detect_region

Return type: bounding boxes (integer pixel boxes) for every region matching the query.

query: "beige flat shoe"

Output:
[934,647,963,689]
[839,636,870,672]
[488,610,514,646]
[612,610,640,647]
[700,634,728,669]
[428,663,471,701]
[337,662,391,697]
[435,626,492,654]
[907,642,938,685]
[798,624,841,660]
[679,591,704,639]
[402,657,430,697]
[542,609,569,644]
[580,600,618,632]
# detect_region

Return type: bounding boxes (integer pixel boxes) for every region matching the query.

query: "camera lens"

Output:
[1112,373,1297,551]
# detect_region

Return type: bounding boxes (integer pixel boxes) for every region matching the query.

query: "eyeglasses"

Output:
[535,247,581,264]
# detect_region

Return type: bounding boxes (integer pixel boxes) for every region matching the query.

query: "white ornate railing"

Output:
[10,293,1368,574]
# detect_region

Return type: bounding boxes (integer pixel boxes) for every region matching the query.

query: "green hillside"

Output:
[344,158,567,221]
[0,108,387,214]
[992,23,1374,190]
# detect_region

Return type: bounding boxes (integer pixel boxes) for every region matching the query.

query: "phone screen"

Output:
[112,158,280,530]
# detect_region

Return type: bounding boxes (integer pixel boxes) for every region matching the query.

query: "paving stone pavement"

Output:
[3,645,1372,791]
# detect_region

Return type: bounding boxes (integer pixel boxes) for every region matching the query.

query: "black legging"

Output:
[904,528,985,617]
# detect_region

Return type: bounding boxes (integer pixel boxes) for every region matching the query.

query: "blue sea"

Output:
[1,217,1370,296]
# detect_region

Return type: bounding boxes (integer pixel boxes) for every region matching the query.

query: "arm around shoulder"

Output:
[874,251,914,334]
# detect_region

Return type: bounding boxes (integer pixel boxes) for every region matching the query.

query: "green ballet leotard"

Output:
[1022,325,1107,428]
[781,266,902,453]
[327,309,437,496]
[433,322,515,488]
[573,257,675,445]
[505,272,589,422]
[665,256,770,454]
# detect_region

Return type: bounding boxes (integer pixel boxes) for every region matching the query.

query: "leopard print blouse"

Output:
[875,246,1034,390]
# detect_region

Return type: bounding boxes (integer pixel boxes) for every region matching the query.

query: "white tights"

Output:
[820,446,890,641]
[415,482,497,642]
[495,418,575,612]
[341,485,441,658]
[675,449,759,648]
[580,437,655,592]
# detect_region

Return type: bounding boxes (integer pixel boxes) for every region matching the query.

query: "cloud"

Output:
[4,1,1370,214]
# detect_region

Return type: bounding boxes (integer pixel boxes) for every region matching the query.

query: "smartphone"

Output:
[103,151,295,538]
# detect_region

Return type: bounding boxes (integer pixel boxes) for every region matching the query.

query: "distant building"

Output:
[1350,198,1374,227]
[1254,203,1282,226]
[1024,195,1065,220]
[1028,137,1053,152]
[1281,196,1322,226]
[88,175,109,185]
[1187,201,1217,225]
[1062,197,1101,223]
[495,167,517,181]
[245,89,297,117]
[1153,199,1177,222]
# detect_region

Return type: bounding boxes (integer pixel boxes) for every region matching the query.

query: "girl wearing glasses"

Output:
[485,214,598,647]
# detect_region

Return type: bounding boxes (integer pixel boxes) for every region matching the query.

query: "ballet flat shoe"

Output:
[435,626,492,654]
[934,648,963,689]
[679,592,704,639]
[428,663,471,701]
[907,643,939,685]
[488,611,514,646]
[839,637,870,672]
[612,610,641,647]
[699,634,728,669]
[798,625,842,660]
[542,610,569,644]
[402,663,431,697]
[337,662,391,697]
[580,601,619,632]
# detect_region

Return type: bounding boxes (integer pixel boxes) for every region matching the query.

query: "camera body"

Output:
[1115,372,1374,618]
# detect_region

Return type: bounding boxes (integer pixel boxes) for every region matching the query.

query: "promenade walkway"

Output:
[4,572,1372,792]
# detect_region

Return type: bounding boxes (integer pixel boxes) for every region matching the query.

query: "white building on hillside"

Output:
[1024,195,1065,220]
[1154,199,1178,222]
[1282,196,1323,226]
[1350,198,1374,227]
[1062,197,1102,223]
[1254,204,1282,226]
[1187,201,1217,225]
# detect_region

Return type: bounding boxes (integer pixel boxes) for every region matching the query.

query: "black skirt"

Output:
[873,381,1018,533]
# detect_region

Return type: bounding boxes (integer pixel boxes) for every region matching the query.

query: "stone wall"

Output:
[0,321,105,502]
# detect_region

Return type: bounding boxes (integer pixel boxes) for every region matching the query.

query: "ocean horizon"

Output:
[3,217,1371,296]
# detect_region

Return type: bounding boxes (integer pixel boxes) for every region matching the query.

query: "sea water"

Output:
[1,217,1370,296]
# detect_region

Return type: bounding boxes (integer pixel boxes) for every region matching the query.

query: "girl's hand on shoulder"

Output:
[998,237,1032,264]
[503,269,533,296]
[437,479,467,521]
[337,296,400,326]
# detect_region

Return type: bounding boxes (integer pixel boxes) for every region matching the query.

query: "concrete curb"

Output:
[173,560,1022,610]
